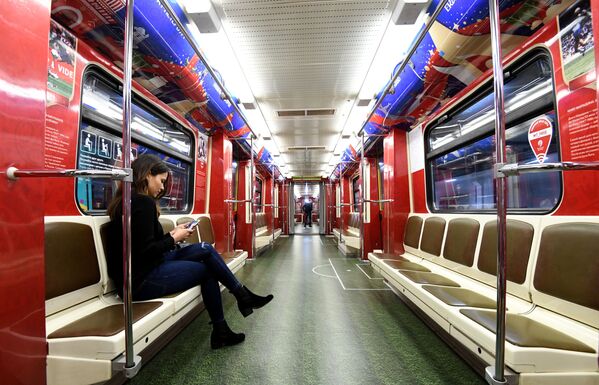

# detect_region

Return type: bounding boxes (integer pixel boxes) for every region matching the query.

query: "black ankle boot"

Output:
[211,320,245,349]
[233,286,274,317]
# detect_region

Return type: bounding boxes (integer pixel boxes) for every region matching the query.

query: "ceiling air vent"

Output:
[357,99,371,107]
[277,110,305,117]
[287,146,327,151]
[277,109,335,117]
[306,109,335,116]
[242,102,256,110]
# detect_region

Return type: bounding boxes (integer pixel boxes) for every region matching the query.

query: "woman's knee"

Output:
[200,242,216,252]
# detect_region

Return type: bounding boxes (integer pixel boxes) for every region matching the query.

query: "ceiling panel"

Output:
[212,0,396,177]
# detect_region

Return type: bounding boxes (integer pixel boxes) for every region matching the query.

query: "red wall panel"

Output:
[0,1,50,384]
[208,132,234,252]
[361,159,383,259]
[383,130,411,255]
[235,160,253,257]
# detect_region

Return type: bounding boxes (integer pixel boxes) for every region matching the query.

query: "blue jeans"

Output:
[134,243,242,323]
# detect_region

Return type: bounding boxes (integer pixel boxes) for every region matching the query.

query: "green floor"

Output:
[130,236,486,385]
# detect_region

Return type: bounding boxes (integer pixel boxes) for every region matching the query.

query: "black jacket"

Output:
[106,193,175,296]
[302,202,313,213]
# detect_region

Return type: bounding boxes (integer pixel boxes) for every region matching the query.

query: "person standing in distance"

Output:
[302,198,313,228]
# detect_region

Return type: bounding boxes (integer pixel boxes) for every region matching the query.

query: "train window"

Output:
[76,70,194,214]
[426,52,561,213]
[254,177,263,212]
[352,175,360,212]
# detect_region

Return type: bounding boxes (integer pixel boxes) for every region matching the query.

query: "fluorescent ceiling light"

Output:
[185,22,253,101]
[358,17,424,100]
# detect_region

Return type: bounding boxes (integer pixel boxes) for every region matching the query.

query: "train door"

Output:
[319,181,326,235]
[287,181,295,235]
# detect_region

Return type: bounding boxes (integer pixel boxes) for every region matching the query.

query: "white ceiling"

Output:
[197,0,404,177]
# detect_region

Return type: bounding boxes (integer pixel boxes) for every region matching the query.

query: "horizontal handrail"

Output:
[363,199,394,203]
[332,203,352,207]
[224,199,252,203]
[498,161,599,177]
[6,167,130,181]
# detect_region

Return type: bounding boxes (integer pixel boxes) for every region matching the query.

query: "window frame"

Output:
[424,49,563,214]
[254,175,263,213]
[76,66,196,215]
[351,174,360,213]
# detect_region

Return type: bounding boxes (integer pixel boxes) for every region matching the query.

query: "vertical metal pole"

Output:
[360,134,366,260]
[289,181,293,235]
[319,181,325,235]
[250,136,255,257]
[271,167,275,246]
[121,0,136,371]
[226,195,231,254]
[487,0,508,383]
[339,165,345,244]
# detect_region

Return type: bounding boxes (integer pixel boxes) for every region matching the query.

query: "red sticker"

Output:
[528,117,553,163]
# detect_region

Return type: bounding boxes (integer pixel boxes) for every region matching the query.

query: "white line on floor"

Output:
[328,259,390,291]
[356,263,384,280]
[311,264,336,278]
[328,258,347,290]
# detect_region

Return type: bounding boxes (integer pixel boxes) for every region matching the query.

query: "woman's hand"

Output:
[170,224,193,243]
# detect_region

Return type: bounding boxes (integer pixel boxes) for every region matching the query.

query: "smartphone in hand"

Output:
[186,219,200,230]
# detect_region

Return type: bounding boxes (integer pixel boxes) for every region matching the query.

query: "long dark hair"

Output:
[108,154,171,219]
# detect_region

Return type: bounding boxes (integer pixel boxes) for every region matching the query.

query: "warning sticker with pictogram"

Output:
[528,117,553,163]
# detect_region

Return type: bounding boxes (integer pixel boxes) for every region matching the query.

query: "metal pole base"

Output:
[113,354,142,378]
[485,366,518,385]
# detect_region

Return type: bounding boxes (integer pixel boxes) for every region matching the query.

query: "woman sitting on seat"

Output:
[106,154,273,349]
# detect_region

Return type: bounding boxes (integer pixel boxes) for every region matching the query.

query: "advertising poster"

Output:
[195,131,209,212]
[47,22,76,101]
[197,132,208,164]
[559,0,595,89]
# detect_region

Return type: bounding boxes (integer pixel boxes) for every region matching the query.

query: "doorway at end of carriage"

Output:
[289,181,324,236]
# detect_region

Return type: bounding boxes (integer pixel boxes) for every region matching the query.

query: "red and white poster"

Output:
[528,117,553,163]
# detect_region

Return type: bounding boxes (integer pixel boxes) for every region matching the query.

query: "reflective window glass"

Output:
[76,70,193,214]
[427,53,561,212]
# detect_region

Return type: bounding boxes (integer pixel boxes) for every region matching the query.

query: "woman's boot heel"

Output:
[210,320,245,349]
[233,286,273,318]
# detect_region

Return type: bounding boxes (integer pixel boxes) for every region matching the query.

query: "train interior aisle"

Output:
[129,235,485,385]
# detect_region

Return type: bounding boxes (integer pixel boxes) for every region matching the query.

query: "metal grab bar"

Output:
[488,0,508,383]
[6,167,130,181]
[255,204,288,208]
[224,199,252,203]
[363,199,393,203]
[499,161,599,176]
[333,203,352,207]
